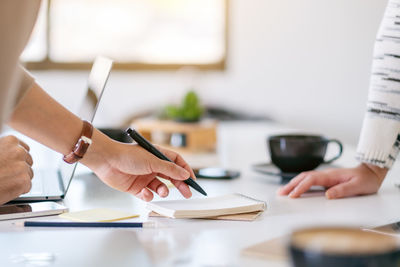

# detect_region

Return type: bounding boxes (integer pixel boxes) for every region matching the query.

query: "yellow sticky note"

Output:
[59,208,139,222]
[159,178,175,189]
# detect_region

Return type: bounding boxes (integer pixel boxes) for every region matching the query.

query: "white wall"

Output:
[32,0,387,145]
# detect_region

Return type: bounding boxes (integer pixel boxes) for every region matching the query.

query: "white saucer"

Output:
[251,162,336,180]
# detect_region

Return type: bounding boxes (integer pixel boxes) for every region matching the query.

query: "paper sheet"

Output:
[148,193,265,212]
[59,208,139,222]
[149,210,263,221]
[146,193,266,219]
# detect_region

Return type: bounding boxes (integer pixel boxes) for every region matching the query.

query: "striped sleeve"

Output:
[356,0,400,169]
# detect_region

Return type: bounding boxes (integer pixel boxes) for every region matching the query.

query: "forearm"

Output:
[7,82,83,156]
[8,82,115,171]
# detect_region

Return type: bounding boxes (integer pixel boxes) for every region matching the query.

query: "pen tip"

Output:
[199,189,207,196]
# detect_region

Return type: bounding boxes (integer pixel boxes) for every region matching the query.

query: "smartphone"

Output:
[194,167,240,180]
[0,202,68,221]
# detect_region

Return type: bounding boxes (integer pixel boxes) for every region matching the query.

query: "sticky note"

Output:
[59,208,139,222]
[159,178,175,189]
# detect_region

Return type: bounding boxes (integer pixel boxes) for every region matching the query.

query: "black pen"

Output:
[125,128,207,196]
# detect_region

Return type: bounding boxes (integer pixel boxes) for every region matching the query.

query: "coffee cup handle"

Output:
[323,139,343,164]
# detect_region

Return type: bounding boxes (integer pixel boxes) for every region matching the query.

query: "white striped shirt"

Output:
[357,0,400,168]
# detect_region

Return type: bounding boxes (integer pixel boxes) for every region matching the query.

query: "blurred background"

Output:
[22,0,386,146]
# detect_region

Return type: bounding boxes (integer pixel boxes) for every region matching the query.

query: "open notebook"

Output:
[146,193,266,219]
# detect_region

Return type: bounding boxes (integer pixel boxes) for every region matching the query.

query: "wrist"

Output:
[63,120,93,164]
[80,128,113,171]
[362,163,388,182]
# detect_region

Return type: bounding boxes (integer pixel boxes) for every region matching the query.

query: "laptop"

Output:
[13,56,113,202]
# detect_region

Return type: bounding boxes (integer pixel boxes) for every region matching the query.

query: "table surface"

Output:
[1,121,400,267]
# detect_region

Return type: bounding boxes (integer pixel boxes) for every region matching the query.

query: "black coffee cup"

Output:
[268,134,343,173]
[289,227,400,267]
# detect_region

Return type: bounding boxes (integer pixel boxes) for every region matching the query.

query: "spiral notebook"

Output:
[146,193,266,219]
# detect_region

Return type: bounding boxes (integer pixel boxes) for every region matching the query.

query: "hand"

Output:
[0,136,34,204]
[82,130,195,202]
[277,163,388,199]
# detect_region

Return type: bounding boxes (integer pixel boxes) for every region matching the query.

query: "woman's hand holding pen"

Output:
[81,129,195,202]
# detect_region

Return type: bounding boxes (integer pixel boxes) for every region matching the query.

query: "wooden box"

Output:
[131,118,217,153]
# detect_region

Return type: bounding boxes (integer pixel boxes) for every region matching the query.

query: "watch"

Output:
[63,120,93,164]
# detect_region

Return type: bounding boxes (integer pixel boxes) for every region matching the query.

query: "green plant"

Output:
[164,91,204,122]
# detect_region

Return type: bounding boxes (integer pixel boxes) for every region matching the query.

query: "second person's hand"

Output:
[277,163,388,199]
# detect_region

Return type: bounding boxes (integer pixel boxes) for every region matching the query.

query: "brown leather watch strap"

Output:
[63,120,93,164]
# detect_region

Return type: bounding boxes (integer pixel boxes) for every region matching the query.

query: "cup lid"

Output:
[290,227,400,256]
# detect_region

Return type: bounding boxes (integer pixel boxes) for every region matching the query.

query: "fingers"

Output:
[170,179,192,199]
[126,173,156,195]
[96,143,195,202]
[125,174,169,200]
[277,172,308,196]
[24,151,33,166]
[325,179,362,199]
[14,162,33,194]
[151,159,190,181]
[15,162,34,180]
[286,174,323,198]
[137,188,154,202]
[1,135,30,152]
[6,138,33,166]
[157,146,196,180]
[0,136,33,201]
[278,170,341,198]
[18,141,33,166]
[157,173,192,198]
[15,146,33,167]
[18,139,30,152]
[27,165,34,180]
[18,140,33,166]
[147,178,169,198]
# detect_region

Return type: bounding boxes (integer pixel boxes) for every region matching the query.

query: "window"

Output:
[22,0,228,70]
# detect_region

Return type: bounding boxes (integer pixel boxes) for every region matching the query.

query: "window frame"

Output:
[25,0,229,71]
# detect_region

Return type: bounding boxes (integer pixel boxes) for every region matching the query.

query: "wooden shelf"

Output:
[131,119,217,153]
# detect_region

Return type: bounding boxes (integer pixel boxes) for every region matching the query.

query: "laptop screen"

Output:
[59,57,113,196]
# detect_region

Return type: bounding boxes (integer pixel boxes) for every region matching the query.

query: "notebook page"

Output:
[148,193,264,212]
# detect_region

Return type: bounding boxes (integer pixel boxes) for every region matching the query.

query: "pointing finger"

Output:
[151,160,190,181]
[171,180,192,198]
[157,146,196,180]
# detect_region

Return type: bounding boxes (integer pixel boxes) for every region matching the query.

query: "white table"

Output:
[1,121,400,267]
